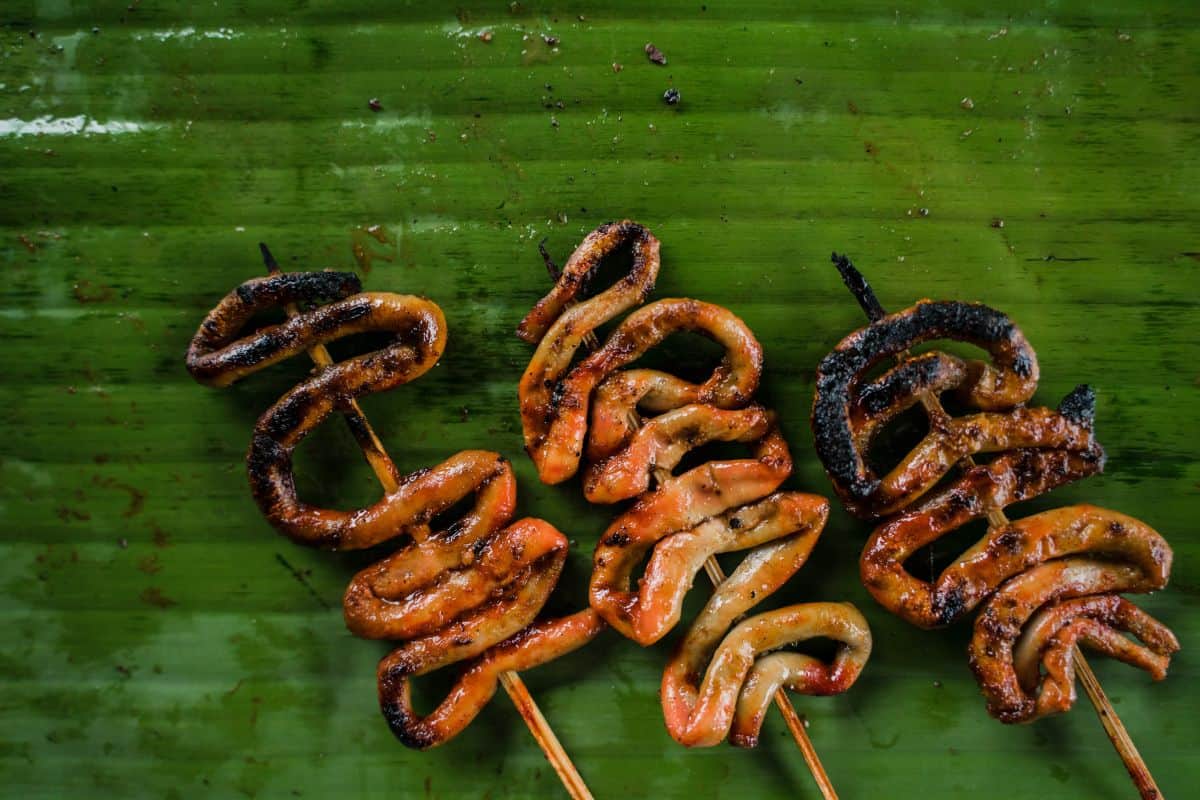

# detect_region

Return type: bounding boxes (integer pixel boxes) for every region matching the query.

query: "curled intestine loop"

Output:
[188,269,602,748]
[519,222,871,747]
[810,293,1177,722]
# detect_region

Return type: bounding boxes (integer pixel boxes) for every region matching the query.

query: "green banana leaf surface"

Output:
[2,1,1198,797]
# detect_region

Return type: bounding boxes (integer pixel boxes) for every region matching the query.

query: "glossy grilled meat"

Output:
[187,269,602,748]
[186,270,447,548]
[811,263,1177,723]
[519,222,871,747]
[811,297,1082,519]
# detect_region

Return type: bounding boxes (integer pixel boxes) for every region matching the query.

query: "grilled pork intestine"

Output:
[188,267,602,748]
[810,259,1177,722]
[519,222,871,746]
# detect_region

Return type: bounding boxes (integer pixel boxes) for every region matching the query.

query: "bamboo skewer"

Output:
[835,256,1163,800]
[541,246,837,800]
[263,245,594,800]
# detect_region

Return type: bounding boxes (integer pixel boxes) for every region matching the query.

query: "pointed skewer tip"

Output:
[830,252,885,322]
[538,237,562,281]
[259,242,280,273]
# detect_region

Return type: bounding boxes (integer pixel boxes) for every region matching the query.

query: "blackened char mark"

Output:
[186,270,362,379]
[1057,384,1097,427]
[812,294,1032,506]
[246,432,289,497]
[235,271,361,312]
[379,666,438,750]
[935,583,967,627]
[576,221,655,302]
[855,351,958,416]
[604,530,632,547]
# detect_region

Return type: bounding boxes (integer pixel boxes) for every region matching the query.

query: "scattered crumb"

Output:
[645,42,667,65]
[140,587,177,609]
[960,97,974,110]
[73,279,115,304]
[368,98,383,112]
[662,87,680,105]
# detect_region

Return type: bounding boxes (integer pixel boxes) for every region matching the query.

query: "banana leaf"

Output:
[1,1,1197,797]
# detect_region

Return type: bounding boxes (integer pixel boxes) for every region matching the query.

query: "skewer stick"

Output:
[540,244,836,799]
[263,244,594,800]
[834,254,1163,800]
